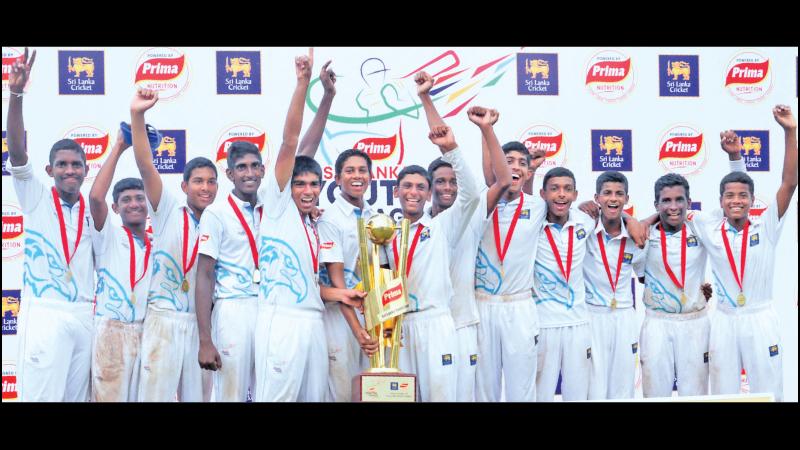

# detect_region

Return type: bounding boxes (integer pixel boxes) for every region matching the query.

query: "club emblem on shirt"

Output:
[749,233,760,247]
[687,236,698,247]
[576,228,586,240]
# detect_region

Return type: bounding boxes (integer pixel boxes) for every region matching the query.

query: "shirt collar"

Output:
[228,192,263,210]
[593,218,630,241]
[334,189,371,218]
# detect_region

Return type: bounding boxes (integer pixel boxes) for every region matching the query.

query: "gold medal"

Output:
[737,292,746,306]
[65,269,73,283]
[181,279,190,292]
[500,263,505,279]
[610,297,617,310]
[680,291,687,304]
[131,292,137,304]
[252,268,261,284]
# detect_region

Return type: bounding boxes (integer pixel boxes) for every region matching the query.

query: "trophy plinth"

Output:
[352,371,417,402]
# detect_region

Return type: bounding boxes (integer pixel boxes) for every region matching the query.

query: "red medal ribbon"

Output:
[597,232,627,296]
[393,222,425,278]
[492,192,525,269]
[228,194,262,271]
[183,208,200,278]
[659,224,687,292]
[51,187,85,270]
[544,224,574,283]
[302,216,320,274]
[720,219,749,293]
[123,226,152,292]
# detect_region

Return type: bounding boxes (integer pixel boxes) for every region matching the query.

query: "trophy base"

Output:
[352,371,417,402]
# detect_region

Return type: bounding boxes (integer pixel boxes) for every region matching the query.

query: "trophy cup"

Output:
[351,213,417,402]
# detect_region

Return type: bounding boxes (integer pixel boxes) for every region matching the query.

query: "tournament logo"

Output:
[216,51,261,95]
[215,124,269,172]
[152,130,187,174]
[734,130,769,171]
[725,51,772,102]
[2,47,30,99]
[2,203,24,261]
[134,48,189,100]
[2,361,16,401]
[517,53,558,95]
[58,50,104,95]
[63,125,110,180]
[748,196,767,222]
[657,125,706,175]
[585,50,634,102]
[591,130,632,171]
[518,124,565,177]
[2,290,20,336]
[659,55,699,97]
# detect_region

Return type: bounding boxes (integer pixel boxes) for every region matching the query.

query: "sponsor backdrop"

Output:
[2,47,797,401]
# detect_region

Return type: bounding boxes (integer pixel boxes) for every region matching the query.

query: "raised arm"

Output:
[297,59,336,157]
[415,71,445,129]
[468,107,511,217]
[88,132,131,231]
[522,147,546,196]
[773,105,798,219]
[273,49,313,190]
[130,88,163,211]
[6,47,36,167]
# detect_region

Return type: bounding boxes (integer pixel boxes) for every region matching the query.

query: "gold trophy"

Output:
[351,213,416,402]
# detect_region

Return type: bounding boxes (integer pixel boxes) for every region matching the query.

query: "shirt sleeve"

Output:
[762,195,786,245]
[437,147,480,248]
[318,217,345,264]
[90,212,114,256]
[197,207,224,260]
[729,158,747,173]
[7,159,48,215]
[147,187,178,238]
[262,169,292,220]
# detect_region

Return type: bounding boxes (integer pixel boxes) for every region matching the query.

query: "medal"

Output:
[52,187,85,284]
[721,219,750,307]
[229,195,263,286]
[131,292,137,304]
[181,279,190,292]
[493,193,524,279]
[597,231,627,310]
[659,225,688,306]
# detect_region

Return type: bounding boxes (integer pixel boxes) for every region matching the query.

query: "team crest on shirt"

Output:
[519,209,531,220]
[687,236,698,247]
[576,228,586,240]
[769,345,779,357]
[442,354,453,365]
[623,253,633,264]
[419,227,431,242]
[632,343,638,354]
[470,354,478,366]
[750,233,760,247]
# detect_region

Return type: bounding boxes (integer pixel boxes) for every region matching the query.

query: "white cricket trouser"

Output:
[92,317,143,402]
[211,297,257,402]
[536,322,592,402]
[587,305,639,400]
[323,302,363,402]
[138,307,210,402]
[640,308,709,398]
[16,297,93,402]
[254,305,328,402]
[475,291,539,402]
[456,323,478,402]
[398,308,458,402]
[710,303,783,401]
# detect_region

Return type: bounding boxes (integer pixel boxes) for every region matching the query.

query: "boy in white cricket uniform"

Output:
[534,167,598,402]
[583,171,645,400]
[385,124,479,402]
[88,131,153,402]
[474,141,547,402]
[318,150,378,402]
[690,106,797,402]
[255,50,366,402]
[129,88,218,402]
[415,71,513,402]
[7,48,95,402]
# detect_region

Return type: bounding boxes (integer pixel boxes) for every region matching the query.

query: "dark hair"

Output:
[112,178,145,203]
[49,139,86,165]
[502,141,531,164]
[719,171,754,197]
[596,170,629,194]
[335,149,372,177]
[397,165,431,189]
[542,167,576,189]
[226,141,261,170]
[654,173,690,202]
[292,155,322,182]
[183,157,218,182]
[427,157,452,178]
